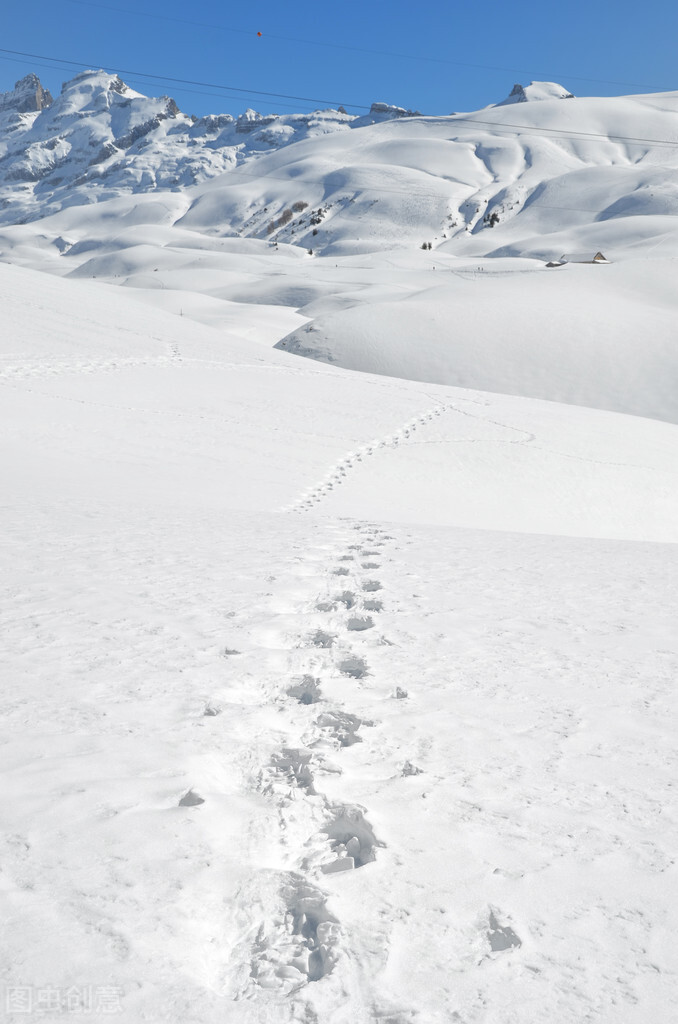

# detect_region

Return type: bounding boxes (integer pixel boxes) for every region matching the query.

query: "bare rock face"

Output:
[0,74,53,114]
[350,101,422,128]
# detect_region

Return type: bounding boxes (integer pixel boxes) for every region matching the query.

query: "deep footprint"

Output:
[320,804,382,872]
[286,877,339,981]
[347,615,374,632]
[305,630,336,649]
[203,703,222,716]
[179,789,205,807]
[287,675,323,705]
[250,874,339,990]
[361,580,382,592]
[269,748,316,794]
[338,655,368,679]
[315,710,363,747]
[487,911,522,952]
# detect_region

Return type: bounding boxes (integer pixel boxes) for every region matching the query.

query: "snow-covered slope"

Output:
[2,256,678,1024]
[188,93,678,260]
[276,255,678,423]
[2,202,675,423]
[2,260,676,539]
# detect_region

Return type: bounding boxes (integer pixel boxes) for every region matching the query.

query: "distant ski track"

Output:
[0,353,366,384]
[0,355,181,380]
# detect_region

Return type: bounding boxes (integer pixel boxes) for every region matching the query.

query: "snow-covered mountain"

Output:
[0,73,427,225]
[2,69,677,420]
[3,68,678,264]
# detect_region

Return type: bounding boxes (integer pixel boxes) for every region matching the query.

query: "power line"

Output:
[0,54,325,113]
[0,47,371,111]
[0,50,672,220]
[448,115,678,149]
[63,0,675,94]
[2,44,678,152]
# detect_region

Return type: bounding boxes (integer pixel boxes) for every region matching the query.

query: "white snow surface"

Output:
[2,73,678,1024]
[496,81,575,105]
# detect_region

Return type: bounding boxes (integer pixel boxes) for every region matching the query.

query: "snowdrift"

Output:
[276,259,678,423]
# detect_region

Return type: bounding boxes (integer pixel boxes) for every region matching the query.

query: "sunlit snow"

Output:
[1,70,677,1024]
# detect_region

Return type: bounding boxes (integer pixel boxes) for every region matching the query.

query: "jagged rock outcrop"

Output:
[369,101,422,118]
[351,102,422,128]
[0,74,53,114]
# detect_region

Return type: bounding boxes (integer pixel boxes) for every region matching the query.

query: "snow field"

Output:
[3,503,677,1023]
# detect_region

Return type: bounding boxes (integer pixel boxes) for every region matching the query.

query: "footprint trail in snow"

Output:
[230,521,401,1015]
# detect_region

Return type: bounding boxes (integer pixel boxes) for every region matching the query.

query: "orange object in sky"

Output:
[257,31,262,37]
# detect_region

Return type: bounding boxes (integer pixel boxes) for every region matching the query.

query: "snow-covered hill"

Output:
[2,256,678,1024]
[172,87,678,260]
[275,255,678,422]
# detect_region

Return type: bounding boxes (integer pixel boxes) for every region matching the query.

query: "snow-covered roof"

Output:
[560,252,609,263]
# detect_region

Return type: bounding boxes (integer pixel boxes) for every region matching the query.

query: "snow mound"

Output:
[276,259,678,425]
[496,81,575,105]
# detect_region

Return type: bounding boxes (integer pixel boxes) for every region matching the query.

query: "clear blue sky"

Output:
[1,0,677,117]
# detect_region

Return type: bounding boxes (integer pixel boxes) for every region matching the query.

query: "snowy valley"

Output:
[1,69,678,1024]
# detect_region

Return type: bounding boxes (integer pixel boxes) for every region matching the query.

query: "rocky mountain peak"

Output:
[0,74,53,114]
